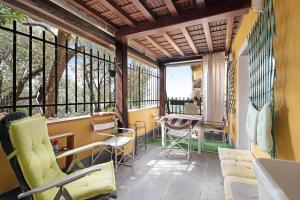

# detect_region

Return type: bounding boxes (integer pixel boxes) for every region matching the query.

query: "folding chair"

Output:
[165,121,192,160]
[0,113,116,200]
[92,118,135,169]
[152,112,161,139]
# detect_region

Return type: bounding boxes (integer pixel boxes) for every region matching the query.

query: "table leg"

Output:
[161,122,165,148]
[198,125,203,154]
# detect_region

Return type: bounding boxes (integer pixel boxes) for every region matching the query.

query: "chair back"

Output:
[0,112,30,196]
[9,115,65,199]
[184,103,199,115]
[92,119,116,133]
[164,121,192,131]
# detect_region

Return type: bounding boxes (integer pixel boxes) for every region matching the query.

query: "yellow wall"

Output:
[128,107,159,135]
[230,0,300,161]
[191,64,202,81]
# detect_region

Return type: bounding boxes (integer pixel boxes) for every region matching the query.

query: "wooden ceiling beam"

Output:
[117,0,250,39]
[226,16,234,50]
[163,32,184,56]
[163,0,178,16]
[63,0,117,31]
[101,0,136,27]
[161,54,202,64]
[129,40,159,61]
[146,36,172,58]
[202,22,213,52]
[131,0,155,22]
[181,28,199,55]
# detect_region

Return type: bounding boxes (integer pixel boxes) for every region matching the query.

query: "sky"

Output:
[166,66,192,98]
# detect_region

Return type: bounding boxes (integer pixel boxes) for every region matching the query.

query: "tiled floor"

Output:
[0,145,224,200]
[116,145,224,200]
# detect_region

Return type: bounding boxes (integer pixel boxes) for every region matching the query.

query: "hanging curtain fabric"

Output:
[203,52,226,122]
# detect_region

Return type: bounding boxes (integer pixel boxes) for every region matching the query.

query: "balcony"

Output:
[1,0,300,199]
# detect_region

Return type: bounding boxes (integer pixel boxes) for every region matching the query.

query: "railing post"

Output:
[159,62,166,116]
[115,39,128,127]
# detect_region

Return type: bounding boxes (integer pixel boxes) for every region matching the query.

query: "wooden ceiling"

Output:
[66,0,250,61]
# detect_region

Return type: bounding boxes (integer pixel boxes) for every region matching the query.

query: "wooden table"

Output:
[49,132,74,169]
[160,114,203,154]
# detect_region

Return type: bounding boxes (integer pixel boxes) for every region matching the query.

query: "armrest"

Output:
[18,164,102,199]
[56,142,103,159]
[117,128,135,138]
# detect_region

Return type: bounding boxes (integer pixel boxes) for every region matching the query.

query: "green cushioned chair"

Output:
[1,113,116,200]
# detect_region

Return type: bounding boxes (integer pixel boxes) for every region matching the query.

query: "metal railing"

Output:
[0,20,116,117]
[166,97,203,115]
[128,64,160,109]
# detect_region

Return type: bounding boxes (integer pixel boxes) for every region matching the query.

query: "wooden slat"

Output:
[196,0,206,8]
[117,0,251,38]
[64,0,117,31]
[129,40,159,61]
[163,32,184,56]
[181,28,198,54]
[163,0,178,16]
[202,22,213,52]
[101,0,136,27]
[226,16,234,50]
[131,0,155,22]
[146,36,172,58]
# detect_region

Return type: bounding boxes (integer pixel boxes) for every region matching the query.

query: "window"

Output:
[127,59,159,109]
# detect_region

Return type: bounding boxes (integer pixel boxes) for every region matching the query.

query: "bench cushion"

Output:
[218,148,254,162]
[221,160,256,179]
[224,176,257,200]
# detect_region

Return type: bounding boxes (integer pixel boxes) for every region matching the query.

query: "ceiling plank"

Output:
[196,0,206,8]
[202,22,213,52]
[101,0,136,27]
[131,0,155,22]
[117,0,250,39]
[181,28,198,55]
[226,16,234,50]
[146,36,172,58]
[163,32,184,56]
[63,0,117,31]
[129,40,159,61]
[163,0,178,16]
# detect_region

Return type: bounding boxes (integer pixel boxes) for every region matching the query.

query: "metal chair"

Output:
[152,113,161,139]
[184,102,199,115]
[92,118,135,170]
[164,121,192,160]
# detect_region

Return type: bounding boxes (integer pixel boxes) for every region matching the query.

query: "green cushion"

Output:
[9,115,116,200]
[256,102,273,152]
[246,102,259,144]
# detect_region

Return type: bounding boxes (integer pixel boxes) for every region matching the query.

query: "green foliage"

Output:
[0,5,27,26]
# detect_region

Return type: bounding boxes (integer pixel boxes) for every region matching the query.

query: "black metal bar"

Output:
[75,41,78,112]
[103,53,106,109]
[12,21,17,112]
[90,49,93,115]
[108,55,112,104]
[65,39,68,113]
[138,66,141,108]
[97,51,100,111]
[42,31,46,114]
[28,26,33,116]
[83,47,86,111]
[54,36,58,115]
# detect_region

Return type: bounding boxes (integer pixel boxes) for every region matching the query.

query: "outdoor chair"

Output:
[92,119,135,170]
[152,112,161,139]
[184,103,199,115]
[0,113,116,200]
[164,121,192,160]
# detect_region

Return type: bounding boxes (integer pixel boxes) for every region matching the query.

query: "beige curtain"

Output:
[203,52,226,122]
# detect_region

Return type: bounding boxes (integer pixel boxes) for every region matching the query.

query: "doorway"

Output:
[237,40,251,150]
